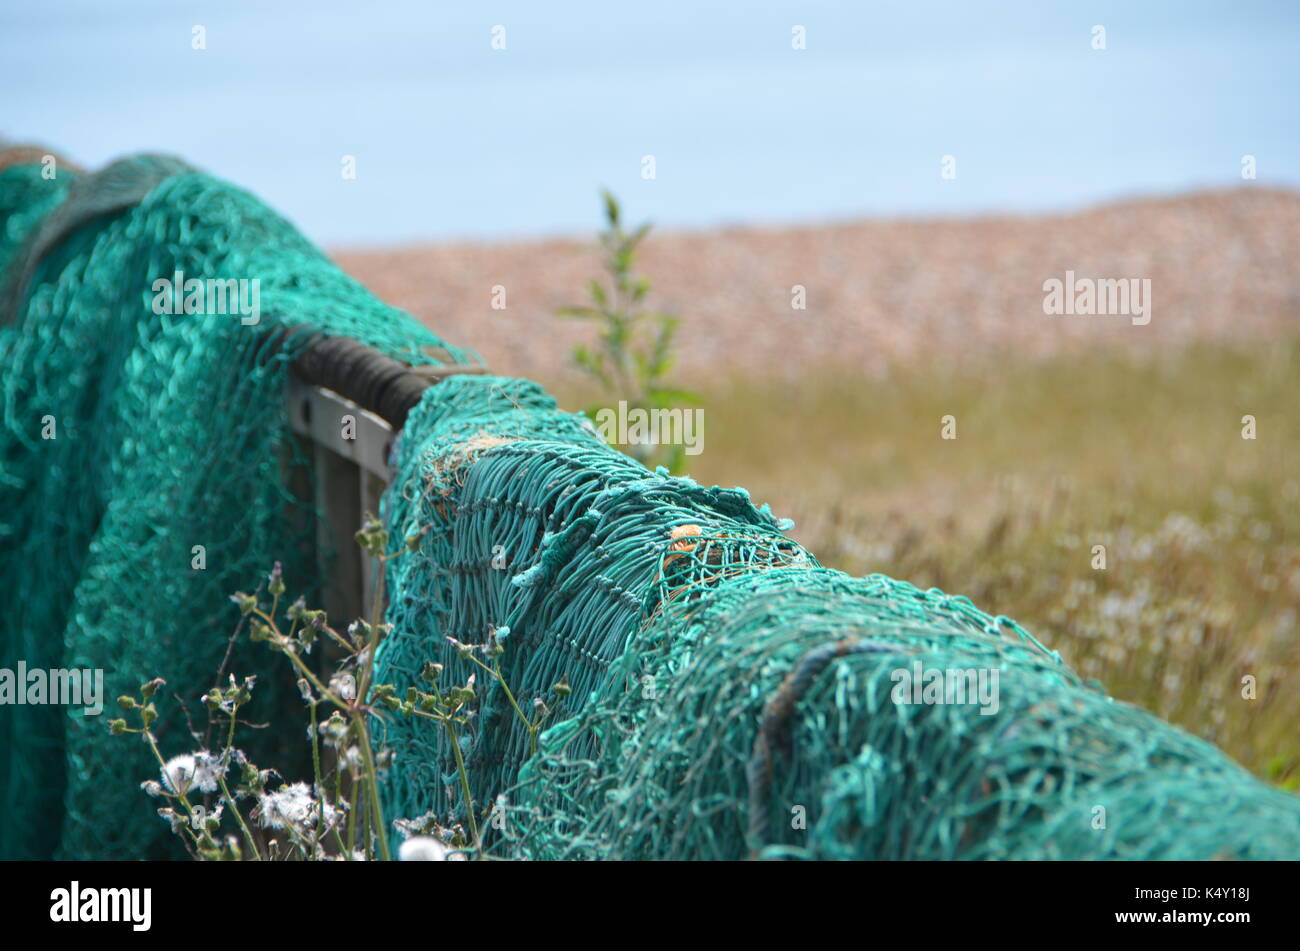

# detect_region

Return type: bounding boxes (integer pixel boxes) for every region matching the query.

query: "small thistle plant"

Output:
[110,513,560,860]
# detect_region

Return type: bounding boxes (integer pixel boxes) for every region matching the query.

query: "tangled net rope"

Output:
[2,152,1298,860]
[0,154,474,859]
[380,380,1300,860]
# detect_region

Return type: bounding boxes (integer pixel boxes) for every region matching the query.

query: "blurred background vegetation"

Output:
[559,338,1300,786]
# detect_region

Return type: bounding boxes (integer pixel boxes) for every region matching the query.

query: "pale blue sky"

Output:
[2,0,1297,245]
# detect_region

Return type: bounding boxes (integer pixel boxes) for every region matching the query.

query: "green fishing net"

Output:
[0,155,474,859]
[2,154,1298,860]
[379,383,1300,860]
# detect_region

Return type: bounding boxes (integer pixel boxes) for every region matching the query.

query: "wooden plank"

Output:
[313,442,363,629]
[286,377,396,632]
[287,376,394,481]
[359,467,386,621]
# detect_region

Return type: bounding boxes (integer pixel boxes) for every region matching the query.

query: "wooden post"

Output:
[287,377,395,628]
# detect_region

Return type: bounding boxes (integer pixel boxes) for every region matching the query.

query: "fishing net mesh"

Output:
[0,157,474,859]
[2,155,1298,860]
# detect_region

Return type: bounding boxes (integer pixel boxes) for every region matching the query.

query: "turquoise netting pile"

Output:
[379,380,1300,860]
[3,154,1299,859]
[0,156,474,859]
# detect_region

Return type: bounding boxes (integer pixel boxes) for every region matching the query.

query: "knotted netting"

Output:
[378,385,1300,860]
[2,151,1298,860]
[0,154,475,859]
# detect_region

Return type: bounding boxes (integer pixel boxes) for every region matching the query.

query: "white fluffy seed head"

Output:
[161,754,197,794]
[399,836,454,861]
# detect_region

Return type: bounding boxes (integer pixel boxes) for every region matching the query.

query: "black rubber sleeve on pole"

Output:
[280,328,488,430]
